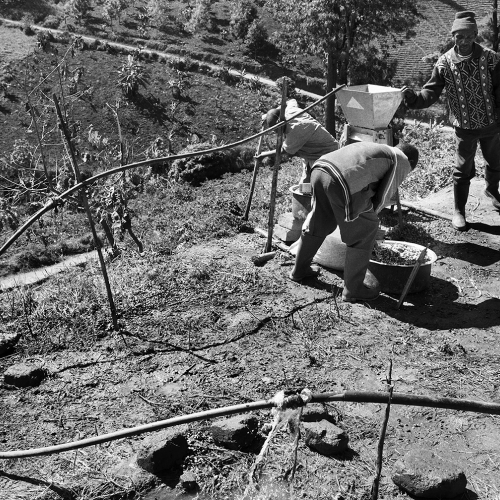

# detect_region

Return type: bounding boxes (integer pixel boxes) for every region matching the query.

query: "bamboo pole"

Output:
[53,95,119,331]
[265,80,287,253]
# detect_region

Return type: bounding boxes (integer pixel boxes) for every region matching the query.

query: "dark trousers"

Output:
[454,124,500,186]
[304,169,379,251]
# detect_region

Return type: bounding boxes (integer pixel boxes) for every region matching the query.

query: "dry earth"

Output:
[1,17,500,500]
[1,192,500,499]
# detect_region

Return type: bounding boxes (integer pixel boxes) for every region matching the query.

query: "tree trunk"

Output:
[325,51,338,137]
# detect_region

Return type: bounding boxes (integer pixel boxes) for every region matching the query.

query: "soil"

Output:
[1,196,500,499]
[1,16,500,500]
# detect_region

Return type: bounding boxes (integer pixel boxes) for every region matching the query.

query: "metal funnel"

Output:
[337,84,402,129]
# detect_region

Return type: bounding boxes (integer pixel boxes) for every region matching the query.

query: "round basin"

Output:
[368,241,437,294]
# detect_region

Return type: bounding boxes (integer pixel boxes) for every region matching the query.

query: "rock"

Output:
[4,363,47,387]
[301,403,334,423]
[136,426,189,474]
[0,331,21,357]
[303,420,349,456]
[392,448,467,498]
[210,414,258,450]
[179,471,198,492]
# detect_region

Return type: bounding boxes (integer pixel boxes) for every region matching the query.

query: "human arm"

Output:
[401,65,446,110]
[255,149,292,161]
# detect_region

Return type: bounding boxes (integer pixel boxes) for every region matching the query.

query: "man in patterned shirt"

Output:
[402,11,500,231]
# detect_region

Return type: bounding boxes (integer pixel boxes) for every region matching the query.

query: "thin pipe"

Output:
[2,390,500,459]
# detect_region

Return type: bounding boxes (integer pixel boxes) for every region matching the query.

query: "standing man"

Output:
[262,99,339,184]
[402,11,500,231]
[290,141,419,303]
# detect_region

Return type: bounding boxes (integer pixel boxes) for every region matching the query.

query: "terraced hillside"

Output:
[393,0,494,84]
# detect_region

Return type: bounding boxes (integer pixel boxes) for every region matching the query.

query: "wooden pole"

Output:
[243,127,265,221]
[371,360,393,500]
[53,94,119,331]
[265,81,287,252]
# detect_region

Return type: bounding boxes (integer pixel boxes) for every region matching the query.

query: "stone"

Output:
[277,212,306,230]
[136,426,189,474]
[301,403,334,423]
[303,420,349,456]
[179,471,198,492]
[0,331,21,357]
[274,212,306,243]
[210,414,258,450]
[4,363,47,387]
[392,448,467,498]
[273,224,301,243]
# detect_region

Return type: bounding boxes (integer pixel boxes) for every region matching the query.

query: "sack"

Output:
[313,228,346,270]
[289,228,346,271]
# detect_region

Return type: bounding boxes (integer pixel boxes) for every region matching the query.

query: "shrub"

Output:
[42,15,61,29]
[22,14,35,35]
[117,55,151,97]
[68,0,92,22]
[229,0,257,39]
[169,143,254,185]
[244,20,268,57]
[184,0,213,34]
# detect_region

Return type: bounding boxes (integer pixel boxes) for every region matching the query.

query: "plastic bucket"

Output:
[289,185,312,220]
[368,241,437,294]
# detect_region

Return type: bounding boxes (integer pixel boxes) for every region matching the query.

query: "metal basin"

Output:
[368,241,438,294]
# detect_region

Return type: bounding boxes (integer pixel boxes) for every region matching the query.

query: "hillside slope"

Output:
[393,0,494,84]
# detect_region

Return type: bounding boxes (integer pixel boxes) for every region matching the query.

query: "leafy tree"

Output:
[265,0,420,134]
[230,0,258,39]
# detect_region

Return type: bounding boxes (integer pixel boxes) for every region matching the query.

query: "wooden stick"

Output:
[397,247,428,309]
[371,360,393,500]
[251,251,276,266]
[53,94,119,331]
[243,127,265,221]
[265,81,288,252]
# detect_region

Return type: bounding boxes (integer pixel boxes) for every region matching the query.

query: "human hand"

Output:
[400,86,414,100]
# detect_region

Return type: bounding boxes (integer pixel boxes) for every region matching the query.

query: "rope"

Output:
[2,389,500,460]
[0,85,345,256]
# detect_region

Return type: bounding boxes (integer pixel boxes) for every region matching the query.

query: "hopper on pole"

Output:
[337,84,403,130]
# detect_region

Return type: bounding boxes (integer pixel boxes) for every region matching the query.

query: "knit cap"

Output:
[451,11,477,33]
